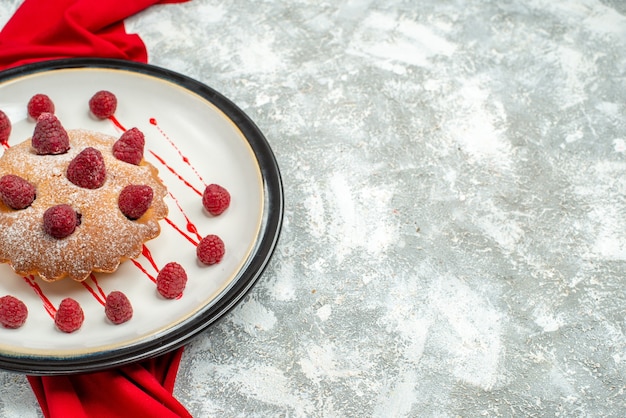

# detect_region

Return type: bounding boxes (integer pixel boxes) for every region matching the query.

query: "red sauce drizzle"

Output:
[90,273,107,299]
[22,275,56,318]
[187,220,201,238]
[142,245,159,272]
[168,192,203,242]
[108,115,127,132]
[131,259,156,283]
[149,118,206,185]
[81,276,106,306]
[164,217,199,246]
[149,150,203,196]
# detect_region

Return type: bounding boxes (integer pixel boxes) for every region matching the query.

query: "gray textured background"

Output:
[1,0,625,416]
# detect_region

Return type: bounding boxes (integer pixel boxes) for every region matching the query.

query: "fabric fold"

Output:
[0,0,188,70]
[27,348,192,418]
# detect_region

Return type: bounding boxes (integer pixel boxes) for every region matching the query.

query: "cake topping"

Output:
[0,295,28,329]
[0,174,36,210]
[54,298,84,333]
[105,291,133,324]
[118,184,153,220]
[196,234,225,265]
[43,204,81,239]
[202,183,230,216]
[27,94,55,119]
[113,127,145,165]
[0,129,168,282]
[0,110,10,145]
[31,113,70,155]
[66,146,106,189]
[89,90,117,119]
[156,262,187,299]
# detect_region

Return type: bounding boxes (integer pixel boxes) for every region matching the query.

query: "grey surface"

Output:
[1,0,626,416]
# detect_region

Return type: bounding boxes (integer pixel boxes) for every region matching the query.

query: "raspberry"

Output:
[156,262,187,299]
[0,174,36,209]
[196,234,225,265]
[202,184,231,216]
[43,204,81,239]
[105,291,133,324]
[66,147,106,189]
[0,295,28,329]
[0,110,11,145]
[113,128,145,165]
[54,298,84,333]
[31,113,70,155]
[118,184,153,220]
[27,94,55,119]
[89,90,117,119]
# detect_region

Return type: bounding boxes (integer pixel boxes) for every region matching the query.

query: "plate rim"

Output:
[0,58,284,375]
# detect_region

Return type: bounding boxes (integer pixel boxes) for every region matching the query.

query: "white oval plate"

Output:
[0,59,283,374]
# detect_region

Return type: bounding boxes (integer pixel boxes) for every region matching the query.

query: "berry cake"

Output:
[0,116,168,282]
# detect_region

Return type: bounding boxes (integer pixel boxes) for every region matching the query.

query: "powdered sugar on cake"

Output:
[0,129,168,282]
